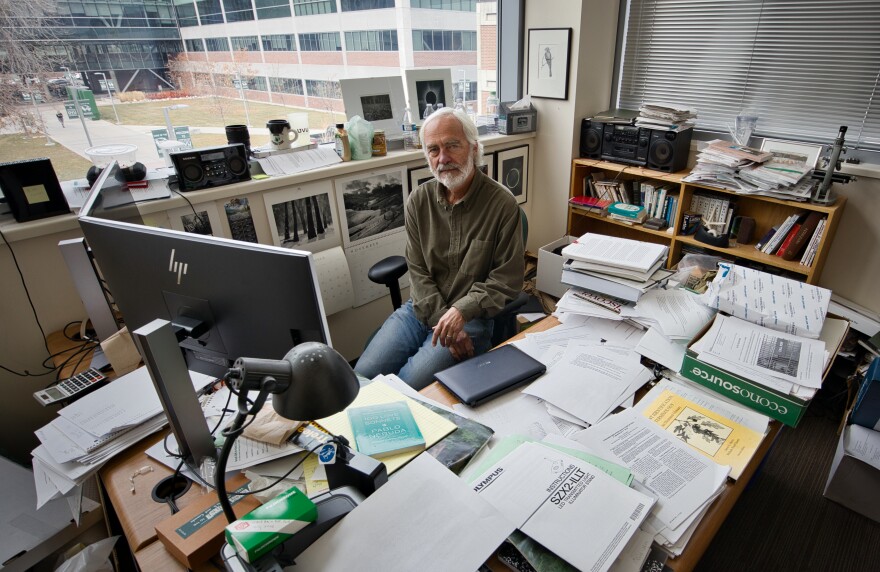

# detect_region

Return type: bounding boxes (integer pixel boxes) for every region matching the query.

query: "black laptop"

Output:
[435,344,547,407]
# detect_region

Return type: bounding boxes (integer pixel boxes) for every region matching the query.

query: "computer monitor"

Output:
[77,161,331,378]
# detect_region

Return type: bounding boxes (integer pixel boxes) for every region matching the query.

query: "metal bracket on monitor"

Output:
[58,238,120,342]
[132,318,217,466]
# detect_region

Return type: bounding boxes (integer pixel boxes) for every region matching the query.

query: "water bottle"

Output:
[423,103,435,120]
[401,107,415,150]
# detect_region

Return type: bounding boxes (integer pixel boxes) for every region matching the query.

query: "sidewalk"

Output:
[36,106,271,169]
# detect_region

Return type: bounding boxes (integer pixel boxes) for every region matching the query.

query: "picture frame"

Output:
[262,181,342,253]
[222,197,261,243]
[403,68,454,126]
[760,138,824,168]
[334,167,408,248]
[408,164,434,194]
[167,202,225,238]
[527,28,572,100]
[0,158,70,222]
[496,145,529,205]
[340,76,407,138]
[482,152,496,180]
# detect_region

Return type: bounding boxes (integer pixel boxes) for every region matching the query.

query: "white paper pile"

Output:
[636,102,697,132]
[31,367,215,508]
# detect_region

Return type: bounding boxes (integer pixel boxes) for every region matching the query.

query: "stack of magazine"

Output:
[560,233,672,303]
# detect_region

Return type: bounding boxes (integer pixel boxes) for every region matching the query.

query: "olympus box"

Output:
[680,314,848,427]
[225,485,317,563]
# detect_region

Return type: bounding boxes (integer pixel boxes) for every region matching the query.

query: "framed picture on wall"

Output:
[527,28,572,100]
[496,146,529,204]
[408,164,434,194]
[481,152,496,180]
[167,202,225,238]
[403,68,454,126]
[262,181,342,253]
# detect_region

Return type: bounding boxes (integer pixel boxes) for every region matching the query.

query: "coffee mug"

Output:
[225,124,252,156]
[267,119,291,150]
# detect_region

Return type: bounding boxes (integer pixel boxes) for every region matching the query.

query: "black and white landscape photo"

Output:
[335,168,407,247]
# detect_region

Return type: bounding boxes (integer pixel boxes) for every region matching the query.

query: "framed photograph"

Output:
[527,28,572,100]
[408,164,434,194]
[262,181,342,253]
[223,197,259,243]
[334,167,408,247]
[167,202,225,238]
[340,76,407,138]
[496,145,529,205]
[481,152,496,180]
[760,138,824,168]
[403,68,454,126]
[0,158,70,222]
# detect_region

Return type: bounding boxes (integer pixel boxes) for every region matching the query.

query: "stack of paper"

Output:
[31,367,215,508]
[574,408,731,556]
[636,102,697,132]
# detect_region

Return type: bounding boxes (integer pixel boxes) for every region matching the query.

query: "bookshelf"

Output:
[568,159,847,285]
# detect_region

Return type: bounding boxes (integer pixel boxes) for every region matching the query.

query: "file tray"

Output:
[680,314,849,427]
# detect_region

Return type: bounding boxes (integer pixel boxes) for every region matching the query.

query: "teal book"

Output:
[347,401,426,458]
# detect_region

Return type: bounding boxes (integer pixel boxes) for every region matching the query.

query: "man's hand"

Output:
[448,330,475,361]
[432,307,466,348]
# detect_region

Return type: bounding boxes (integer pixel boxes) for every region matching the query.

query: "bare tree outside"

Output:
[0,0,61,135]
[168,55,235,127]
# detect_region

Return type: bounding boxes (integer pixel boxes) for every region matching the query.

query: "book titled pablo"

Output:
[347,401,426,458]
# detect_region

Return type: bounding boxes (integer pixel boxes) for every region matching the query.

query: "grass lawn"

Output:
[0,134,92,182]
[103,97,345,132]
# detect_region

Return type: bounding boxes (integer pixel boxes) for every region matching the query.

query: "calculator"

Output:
[33,368,108,406]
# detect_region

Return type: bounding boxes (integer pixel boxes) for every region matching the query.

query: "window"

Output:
[411,0,476,11]
[174,0,199,26]
[231,36,259,51]
[412,29,476,51]
[340,0,394,11]
[254,0,291,19]
[262,34,296,51]
[292,0,336,16]
[223,0,255,22]
[344,30,398,51]
[299,32,342,51]
[204,37,230,51]
[270,76,305,95]
[247,76,268,91]
[306,79,341,99]
[185,38,205,52]
[196,0,224,24]
[617,0,880,150]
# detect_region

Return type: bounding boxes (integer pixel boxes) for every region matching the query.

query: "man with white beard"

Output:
[355,107,524,390]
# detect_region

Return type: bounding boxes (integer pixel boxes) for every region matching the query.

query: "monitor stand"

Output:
[132,319,217,468]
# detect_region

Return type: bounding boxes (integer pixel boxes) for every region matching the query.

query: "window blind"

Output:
[616,0,880,150]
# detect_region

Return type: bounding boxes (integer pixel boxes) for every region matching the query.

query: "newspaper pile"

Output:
[636,102,697,132]
[684,139,817,201]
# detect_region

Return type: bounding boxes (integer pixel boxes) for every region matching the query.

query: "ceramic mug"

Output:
[267,119,291,150]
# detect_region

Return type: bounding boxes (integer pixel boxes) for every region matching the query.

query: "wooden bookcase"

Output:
[568,159,847,285]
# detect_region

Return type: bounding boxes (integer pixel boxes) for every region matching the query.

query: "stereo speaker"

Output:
[645,129,692,172]
[171,144,250,192]
[579,119,604,159]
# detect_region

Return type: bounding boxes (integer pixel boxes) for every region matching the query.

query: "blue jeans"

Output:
[354,300,493,391]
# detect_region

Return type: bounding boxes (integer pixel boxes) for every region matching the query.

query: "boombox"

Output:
[579,118,692,173]
[170,144,251,192]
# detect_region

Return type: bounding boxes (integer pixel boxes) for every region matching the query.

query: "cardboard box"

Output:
[823,423,880,523]
[680,314,849,427]
[537,235,576,299]
[155,474,261,569]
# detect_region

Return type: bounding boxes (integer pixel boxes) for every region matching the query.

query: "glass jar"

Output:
[371,129,387,156]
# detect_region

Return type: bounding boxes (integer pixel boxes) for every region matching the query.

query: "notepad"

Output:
[435,344,547,407]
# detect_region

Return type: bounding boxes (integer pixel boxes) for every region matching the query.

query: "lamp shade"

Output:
[272,342,359,421]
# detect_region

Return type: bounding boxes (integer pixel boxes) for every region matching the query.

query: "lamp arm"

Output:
[216,409,249,523]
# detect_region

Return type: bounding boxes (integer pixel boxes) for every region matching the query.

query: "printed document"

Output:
[626,289,716,340]
[573,409,729,530]
[700,263,830,338]
[691,314,826,390]
[562,233,668,273]
[471,441,655,572]
[295,453,514,572]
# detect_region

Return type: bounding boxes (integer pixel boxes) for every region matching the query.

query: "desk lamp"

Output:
[215,342,360,523]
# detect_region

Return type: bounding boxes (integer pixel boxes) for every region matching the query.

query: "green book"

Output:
[347,401,426,458]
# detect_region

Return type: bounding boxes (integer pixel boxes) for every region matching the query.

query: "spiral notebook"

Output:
[435,345,547,407]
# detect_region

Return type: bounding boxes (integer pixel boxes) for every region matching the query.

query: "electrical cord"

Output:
[0,226,56,376]
[169,187,211,234]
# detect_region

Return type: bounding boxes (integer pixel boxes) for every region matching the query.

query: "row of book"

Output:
[754,211,827,264]
[579,174,679,228]
[687,193,736,235]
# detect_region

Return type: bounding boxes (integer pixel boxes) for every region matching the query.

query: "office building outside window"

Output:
[412,0,477,10]
[196,0,224,24]
[255,0,292,19]
[205,37,230,52]
[223,0,256,22]
[270,77,305,95]
[292,0,337,16]
[344,31,399,52]
[175,0,200,26]
[185,39,205,52]
[299,32,343,52]
[413,30,477,51]
[231,36,260,52]
[340,0,394,11]
[262,34,296,51]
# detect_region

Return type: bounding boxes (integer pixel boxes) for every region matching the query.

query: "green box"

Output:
[680,315,849,427]
[225,486,317,563]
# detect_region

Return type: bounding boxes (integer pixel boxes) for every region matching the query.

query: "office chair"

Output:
[367,207,529,348]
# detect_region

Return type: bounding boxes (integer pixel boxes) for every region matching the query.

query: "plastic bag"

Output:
[346,115,374,160]
[54,537,119,572]
[670,253,723,294]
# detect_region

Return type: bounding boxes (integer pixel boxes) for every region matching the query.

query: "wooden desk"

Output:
[422,316,782,572]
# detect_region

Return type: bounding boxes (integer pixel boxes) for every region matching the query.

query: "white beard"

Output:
[432,157,475,192]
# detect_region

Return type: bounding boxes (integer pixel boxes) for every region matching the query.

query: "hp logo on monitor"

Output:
[169,249,188,285]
